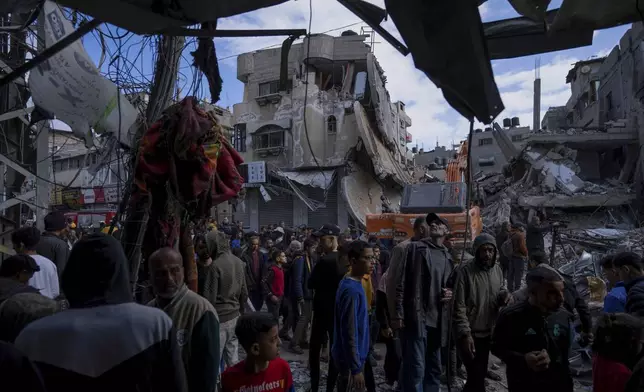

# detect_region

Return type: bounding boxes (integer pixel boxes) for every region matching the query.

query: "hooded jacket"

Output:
[453,233,505,339]
[199,231,248,323]
[15,234,188,392]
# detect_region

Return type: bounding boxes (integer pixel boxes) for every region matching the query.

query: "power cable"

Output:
[302,0,327,185]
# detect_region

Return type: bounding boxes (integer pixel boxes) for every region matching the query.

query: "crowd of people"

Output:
[4,210,644,392]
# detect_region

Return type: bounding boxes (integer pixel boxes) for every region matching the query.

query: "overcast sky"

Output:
[78,0,630,149]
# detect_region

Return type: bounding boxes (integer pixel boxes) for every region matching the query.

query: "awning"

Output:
[274,170,336,190]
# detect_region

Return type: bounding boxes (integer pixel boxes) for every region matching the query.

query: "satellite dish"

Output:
[580,65,591,74]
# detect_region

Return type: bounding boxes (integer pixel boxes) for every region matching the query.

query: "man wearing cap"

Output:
[392,213,453,392]
[36,211,70,280]
[308,223,343,392]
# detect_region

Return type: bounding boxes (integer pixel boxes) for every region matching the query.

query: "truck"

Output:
[365,140,483,248]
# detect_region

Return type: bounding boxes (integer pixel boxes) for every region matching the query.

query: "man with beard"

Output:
[148,247,220,392]
[453,234,509,392]
[15,234,187,391]
[241,235,267,311]
[492,266,572,392]
[308,224,344,392]
[391,213,452,392]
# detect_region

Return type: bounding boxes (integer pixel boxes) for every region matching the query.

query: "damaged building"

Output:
[230,32,413,230]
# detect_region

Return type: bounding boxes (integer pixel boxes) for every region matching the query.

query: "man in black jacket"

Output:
[16,234,188,391]
[613,252,644,317]
[492,266,572,392]
[35,212,70,280]
[241,235,267,311]
[308,223,344,392]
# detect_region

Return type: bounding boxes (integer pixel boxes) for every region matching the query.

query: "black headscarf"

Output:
[61,234,132,308]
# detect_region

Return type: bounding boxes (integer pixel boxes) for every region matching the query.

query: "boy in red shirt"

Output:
[221,312,294,392]
[262,250,286,321]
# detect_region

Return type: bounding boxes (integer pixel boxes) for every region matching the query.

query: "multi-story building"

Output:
[414,145,458,169]
[229,31,413,230]
[469,121,531,174]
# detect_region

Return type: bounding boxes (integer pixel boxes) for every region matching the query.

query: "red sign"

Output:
[93,187,105,203]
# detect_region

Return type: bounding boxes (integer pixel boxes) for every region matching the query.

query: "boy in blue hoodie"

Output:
[332,240,375,392]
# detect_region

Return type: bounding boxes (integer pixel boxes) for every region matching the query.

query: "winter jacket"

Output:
[453,233,505,339]
[526,223,551,252]
[15,233,188,392]
[149,284,221,392]
[35,232,70,280]
[199,231,248,323]
[241,249,267,294]
[292,255,314,301]
[492,300,573,392]
[262,263,285,299]
[309,252,345,317]
[603,282,627,313]
[0,341,47,392]
[391,238,453,335]
[625,276,644,318]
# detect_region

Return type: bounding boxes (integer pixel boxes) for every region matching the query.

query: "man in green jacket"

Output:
[452,234,510,392]
[149,248,221,392]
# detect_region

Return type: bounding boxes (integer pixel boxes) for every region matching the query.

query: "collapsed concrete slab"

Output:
[518,193,636,208]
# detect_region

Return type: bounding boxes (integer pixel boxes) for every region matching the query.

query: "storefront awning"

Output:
[275,170,336,190]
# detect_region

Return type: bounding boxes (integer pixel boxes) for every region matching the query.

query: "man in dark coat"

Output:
[240,234,267,311]
[35,212,70,280]
[613,252,644,317]
[391,213,453,392]
[15,234,188,391]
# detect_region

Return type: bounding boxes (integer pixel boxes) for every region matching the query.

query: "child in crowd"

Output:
[262,250,286,321]
[221,312,294,392]
[593,313,644,392]
[332,240,376,392]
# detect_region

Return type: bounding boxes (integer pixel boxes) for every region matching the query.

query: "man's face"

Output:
[602,266,620,285]
[307,244,318,257]
[373,247,381,259]
[279,221,285,228]
[266,239,274,249]
[351,247,375,276]
[321,236,335,252]
[618,265,632,283]
[275,252,286,265]
[251,238,260,251]
[150,255,184,299]
[477,244,496,265]
[428,220,447,238]
[536,280,564,312]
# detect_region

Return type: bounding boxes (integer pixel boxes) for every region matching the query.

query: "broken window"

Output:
[478,157,496,167]
[478,138,493,146]
[233,124,247,152]
[253,128,285,150]
[258,80,292,96]
[327,115,337,134]
[590,80,599,103]
[434,157,440,164]
[354,71,367,99]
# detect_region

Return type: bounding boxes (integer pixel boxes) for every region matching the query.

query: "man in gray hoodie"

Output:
[197,230,248,367]
[452,233,509,392]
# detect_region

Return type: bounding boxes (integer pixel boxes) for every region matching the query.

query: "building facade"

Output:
[229,32,413,230]
[469,123,531,174]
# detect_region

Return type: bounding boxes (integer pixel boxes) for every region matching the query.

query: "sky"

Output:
[75,0,631,149]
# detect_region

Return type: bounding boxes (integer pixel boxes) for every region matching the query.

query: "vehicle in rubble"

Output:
[366,181,482,248]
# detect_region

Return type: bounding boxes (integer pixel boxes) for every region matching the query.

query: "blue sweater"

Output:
[332,277,370,375]
[604,282,627,313]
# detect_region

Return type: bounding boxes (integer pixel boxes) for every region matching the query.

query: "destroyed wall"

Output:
[565,59,603,127]
[469,126,530,174]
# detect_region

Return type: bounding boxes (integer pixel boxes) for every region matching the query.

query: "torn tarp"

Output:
[56,0,289,34]
[384,0,504,123]
[275,170,336,190]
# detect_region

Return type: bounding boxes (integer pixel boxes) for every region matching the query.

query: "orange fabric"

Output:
[511,231,528,257]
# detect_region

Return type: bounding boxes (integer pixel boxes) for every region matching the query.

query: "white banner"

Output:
[29,1,138,147]
[104,187,119,203]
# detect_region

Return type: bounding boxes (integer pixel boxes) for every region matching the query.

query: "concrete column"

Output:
[337,178,348,229]
[249,188,260,231]
[619,144,638,183]
[35,122,50,230]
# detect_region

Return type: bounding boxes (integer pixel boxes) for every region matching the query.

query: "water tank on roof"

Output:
[484,127,492,132]
[475,128,483,133]
[502,118,512,128]
[511,117,520,127]
[412,147,418,154]
[341,30,358,36]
